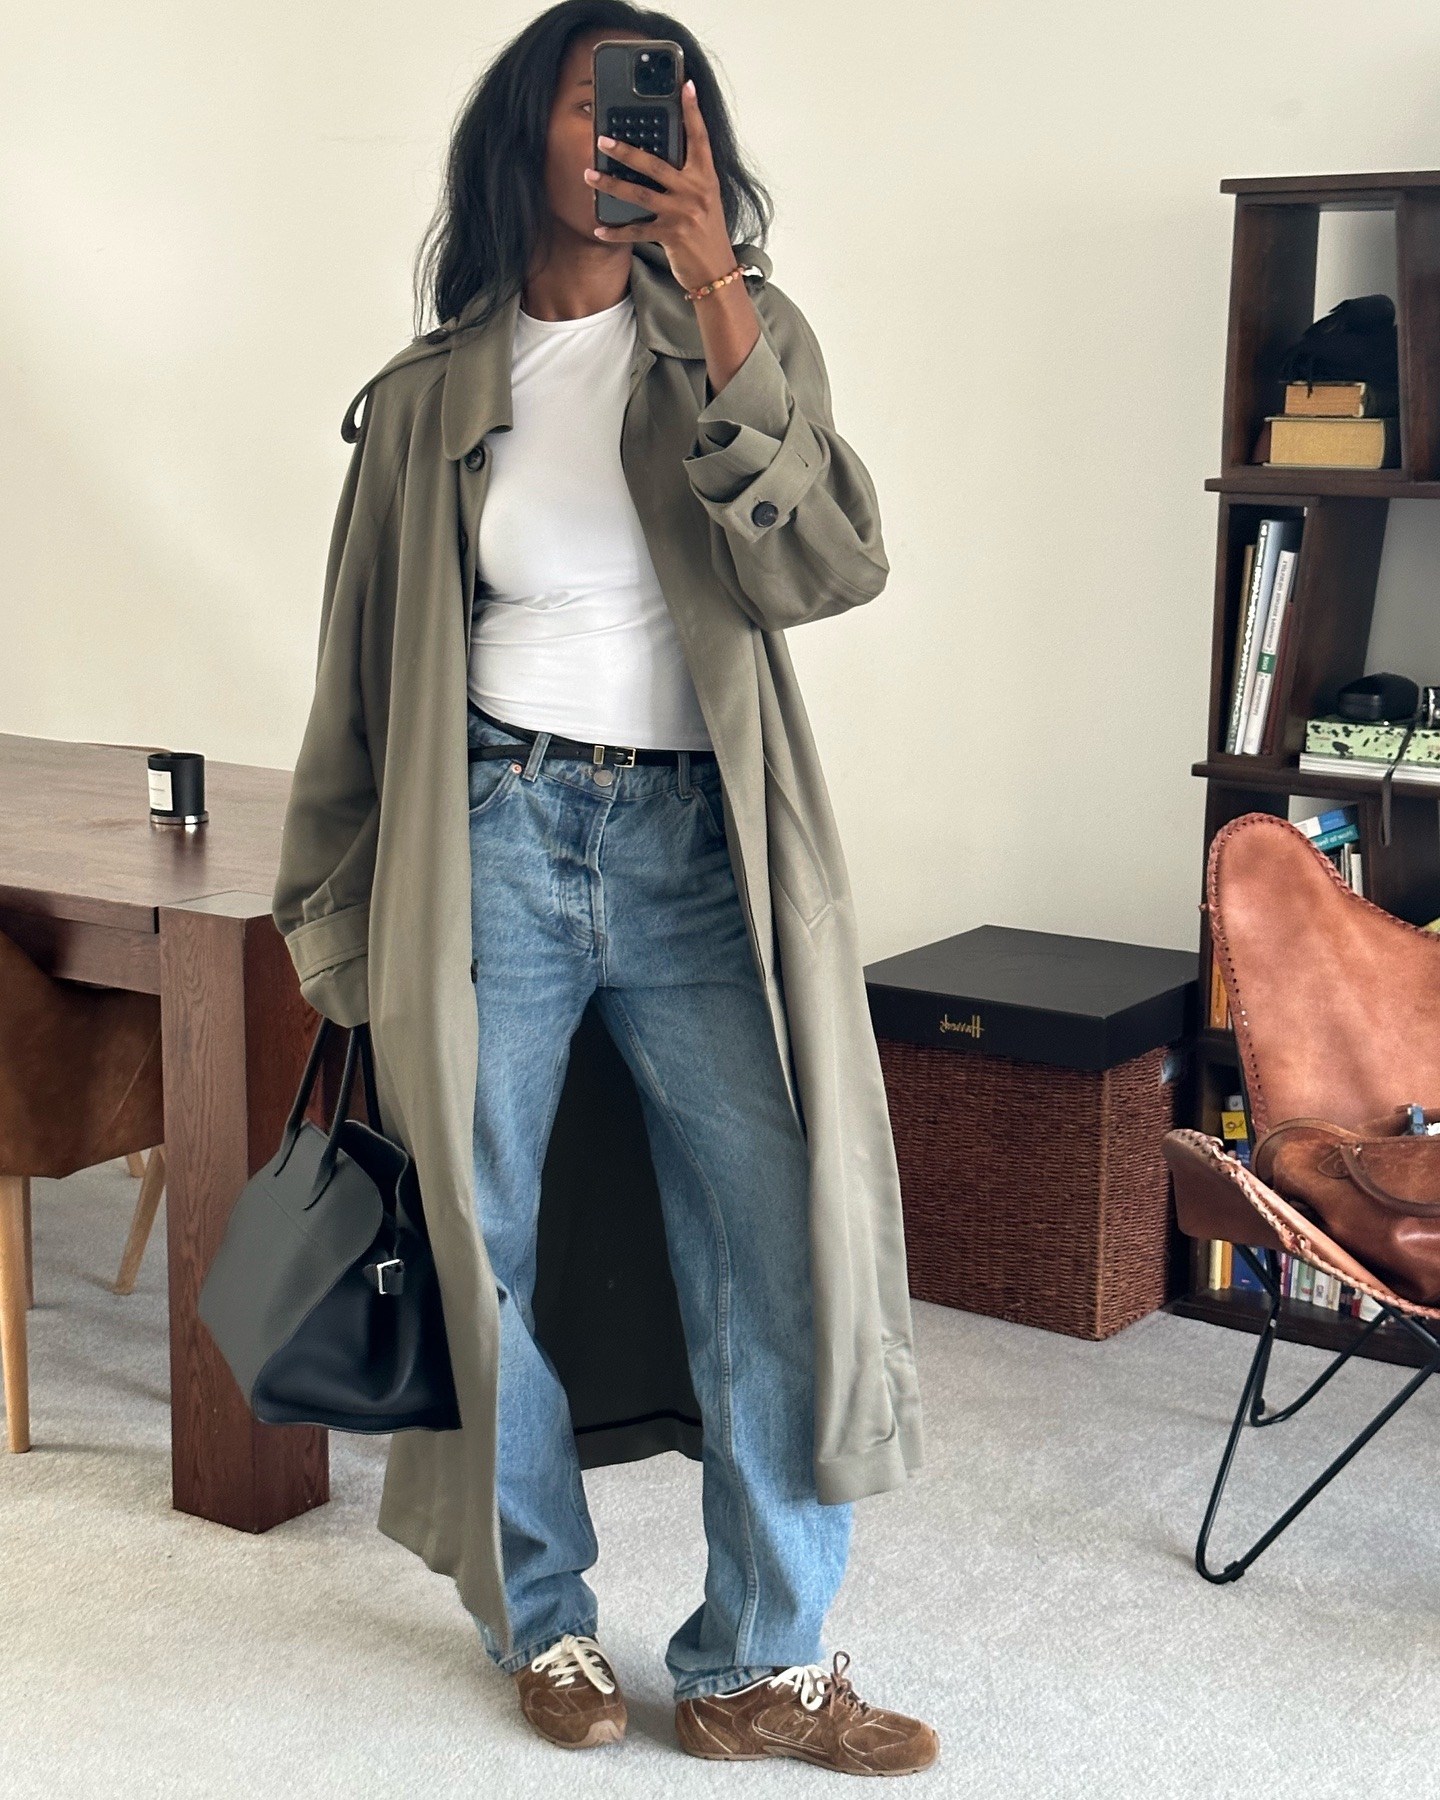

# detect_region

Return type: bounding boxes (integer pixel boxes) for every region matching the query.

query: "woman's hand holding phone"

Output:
[586,80,758,391]
[584,81,727,287]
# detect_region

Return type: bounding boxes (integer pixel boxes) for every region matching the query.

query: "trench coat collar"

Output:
[437,242,772,463]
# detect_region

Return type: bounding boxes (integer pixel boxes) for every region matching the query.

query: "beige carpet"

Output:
[7,1161,1440,1798]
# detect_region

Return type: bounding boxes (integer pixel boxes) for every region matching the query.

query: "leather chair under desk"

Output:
[0,929,166,1452]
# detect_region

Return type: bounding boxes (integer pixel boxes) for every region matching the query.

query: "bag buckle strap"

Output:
[364,1257,406,1296]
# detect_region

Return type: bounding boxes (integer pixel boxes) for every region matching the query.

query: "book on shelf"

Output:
[1220,1095,1250,1166]
[1224,519,1302,754]
[1282,380,1396,419]
[1298,750,1440,790]
[1207,954,1230,1031]
[1239,547,1298,754]
[1230,1249,1264,1295]
[1295,803,1364,895]
[1295,804,1360,853]
[1259,414,1399,469]
[1305,716,1440,770]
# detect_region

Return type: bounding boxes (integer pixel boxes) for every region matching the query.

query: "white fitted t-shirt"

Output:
[465,294,712,750]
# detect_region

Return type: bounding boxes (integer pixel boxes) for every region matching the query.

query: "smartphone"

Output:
[592,39,686,228]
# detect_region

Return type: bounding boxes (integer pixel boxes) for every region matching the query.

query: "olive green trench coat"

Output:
[271,242,922,1643]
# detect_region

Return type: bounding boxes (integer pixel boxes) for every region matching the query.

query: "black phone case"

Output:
[592,39,685,228]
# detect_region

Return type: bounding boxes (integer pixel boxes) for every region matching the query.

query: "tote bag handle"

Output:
[274,1018,371,1197]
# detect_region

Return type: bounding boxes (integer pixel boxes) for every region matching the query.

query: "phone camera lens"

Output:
[633,49,675,96]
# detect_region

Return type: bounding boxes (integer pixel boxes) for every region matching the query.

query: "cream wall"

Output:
[5,1,1440,961]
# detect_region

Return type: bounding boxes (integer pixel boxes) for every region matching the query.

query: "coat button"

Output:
[425,327,449,345]
[464,444,486,472]
[750,500,779,528]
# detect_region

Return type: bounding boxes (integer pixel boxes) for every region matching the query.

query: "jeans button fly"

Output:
[593,767,614,787]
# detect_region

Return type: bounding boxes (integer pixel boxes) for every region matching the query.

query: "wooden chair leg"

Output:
[114,1145,167,1297]
[0,1174,31,1452]
[22,1176,33,1309]
[124,1153,146,1179]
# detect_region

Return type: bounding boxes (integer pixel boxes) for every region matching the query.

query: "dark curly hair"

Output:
[415,0,771,331]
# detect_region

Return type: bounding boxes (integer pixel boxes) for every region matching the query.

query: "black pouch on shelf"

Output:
[1277,293,1399,392]
[197,1018,461,1433]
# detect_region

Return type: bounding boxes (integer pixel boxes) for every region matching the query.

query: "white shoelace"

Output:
[766,1652,864,1714]
[529,1633,616,1695]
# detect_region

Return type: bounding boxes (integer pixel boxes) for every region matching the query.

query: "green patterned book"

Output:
[1304,716,1440,768]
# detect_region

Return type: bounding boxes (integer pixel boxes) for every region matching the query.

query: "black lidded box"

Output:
[864,925,1199,1073]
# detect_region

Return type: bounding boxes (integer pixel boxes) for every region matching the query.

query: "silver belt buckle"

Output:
[593,744,637,769]
[365,1257,405,1296]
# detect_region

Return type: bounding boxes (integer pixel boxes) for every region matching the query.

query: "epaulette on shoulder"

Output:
[340,325,460,445]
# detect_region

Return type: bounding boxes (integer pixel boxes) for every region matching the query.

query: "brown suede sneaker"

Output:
[675,1652,938,1776]
[513,1634,627,1750]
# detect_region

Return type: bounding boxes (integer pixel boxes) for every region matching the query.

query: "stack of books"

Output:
[1224,518,1302,755]
[1296,804,1364,896]
[1256,380,1399,470]
[1299,715,1440,790]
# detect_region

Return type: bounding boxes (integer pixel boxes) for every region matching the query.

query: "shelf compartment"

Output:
[1207,495,1387,766]
[1168,1287,1432,1370]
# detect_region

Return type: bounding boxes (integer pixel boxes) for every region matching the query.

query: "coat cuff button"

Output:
[750,499,779,528]
[464,445,486,472]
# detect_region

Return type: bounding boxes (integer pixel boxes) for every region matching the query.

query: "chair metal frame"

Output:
[1195,1243,1440,1583]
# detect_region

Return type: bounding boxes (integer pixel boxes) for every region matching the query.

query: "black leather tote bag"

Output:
[198,1018,460,1433]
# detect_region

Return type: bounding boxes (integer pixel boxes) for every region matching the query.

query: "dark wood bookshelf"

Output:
[1170,169,1440,1366]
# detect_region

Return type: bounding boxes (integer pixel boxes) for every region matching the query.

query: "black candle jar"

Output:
[147,751,208,828]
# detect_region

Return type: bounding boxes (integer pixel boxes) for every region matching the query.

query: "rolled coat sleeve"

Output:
[682,297,887,631]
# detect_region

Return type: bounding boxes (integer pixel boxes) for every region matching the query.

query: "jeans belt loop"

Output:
[676,750,691,797]
[522,731,550,782]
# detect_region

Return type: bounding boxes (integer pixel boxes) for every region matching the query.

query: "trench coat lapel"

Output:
[436,244,776,460]
[440,292,519,463]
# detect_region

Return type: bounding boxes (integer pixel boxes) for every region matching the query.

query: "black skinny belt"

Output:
[467,702,718,769]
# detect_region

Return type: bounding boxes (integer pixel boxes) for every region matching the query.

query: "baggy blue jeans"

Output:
[466,705,852,1701]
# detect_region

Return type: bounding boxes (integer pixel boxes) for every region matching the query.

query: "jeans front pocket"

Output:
[690,770,728,843]
[468,752,522,818]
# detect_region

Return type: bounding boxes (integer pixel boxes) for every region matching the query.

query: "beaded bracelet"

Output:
[683,265,746,303]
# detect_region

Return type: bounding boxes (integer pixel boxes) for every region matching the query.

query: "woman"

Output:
[272,0,932,1775]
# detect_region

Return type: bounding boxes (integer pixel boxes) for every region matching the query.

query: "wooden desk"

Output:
[0,732,328,1529]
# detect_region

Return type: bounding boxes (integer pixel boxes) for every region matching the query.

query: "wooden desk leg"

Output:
[159,892,329,1531]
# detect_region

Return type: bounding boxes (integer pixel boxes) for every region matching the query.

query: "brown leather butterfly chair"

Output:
[0,930,166,1452]
[1164,812,1440,1583]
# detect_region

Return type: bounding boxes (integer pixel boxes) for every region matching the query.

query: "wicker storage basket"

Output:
[878,1037,1177,1340]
